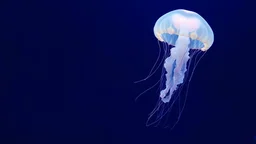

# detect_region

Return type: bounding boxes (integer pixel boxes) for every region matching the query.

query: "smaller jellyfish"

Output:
[137,9,214,128]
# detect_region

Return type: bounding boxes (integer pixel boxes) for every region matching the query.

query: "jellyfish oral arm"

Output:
[160,36,190,103]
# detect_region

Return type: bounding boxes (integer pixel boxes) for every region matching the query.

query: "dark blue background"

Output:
[1,0,256,143]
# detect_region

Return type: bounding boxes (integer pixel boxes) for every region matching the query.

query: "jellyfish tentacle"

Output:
[160,36,190,103]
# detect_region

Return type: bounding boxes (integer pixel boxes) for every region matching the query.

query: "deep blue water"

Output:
[1,0,256,144]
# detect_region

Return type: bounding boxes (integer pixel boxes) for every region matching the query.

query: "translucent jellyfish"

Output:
[136,9,214,128]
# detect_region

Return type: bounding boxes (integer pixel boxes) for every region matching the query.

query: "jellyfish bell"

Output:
[154,9,214,51]
[142,9,214,128]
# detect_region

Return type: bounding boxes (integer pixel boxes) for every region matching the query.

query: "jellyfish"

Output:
[136,9,214,127]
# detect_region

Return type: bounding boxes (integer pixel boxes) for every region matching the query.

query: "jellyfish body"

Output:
[143,9,214,127]
[154,9,214,103]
